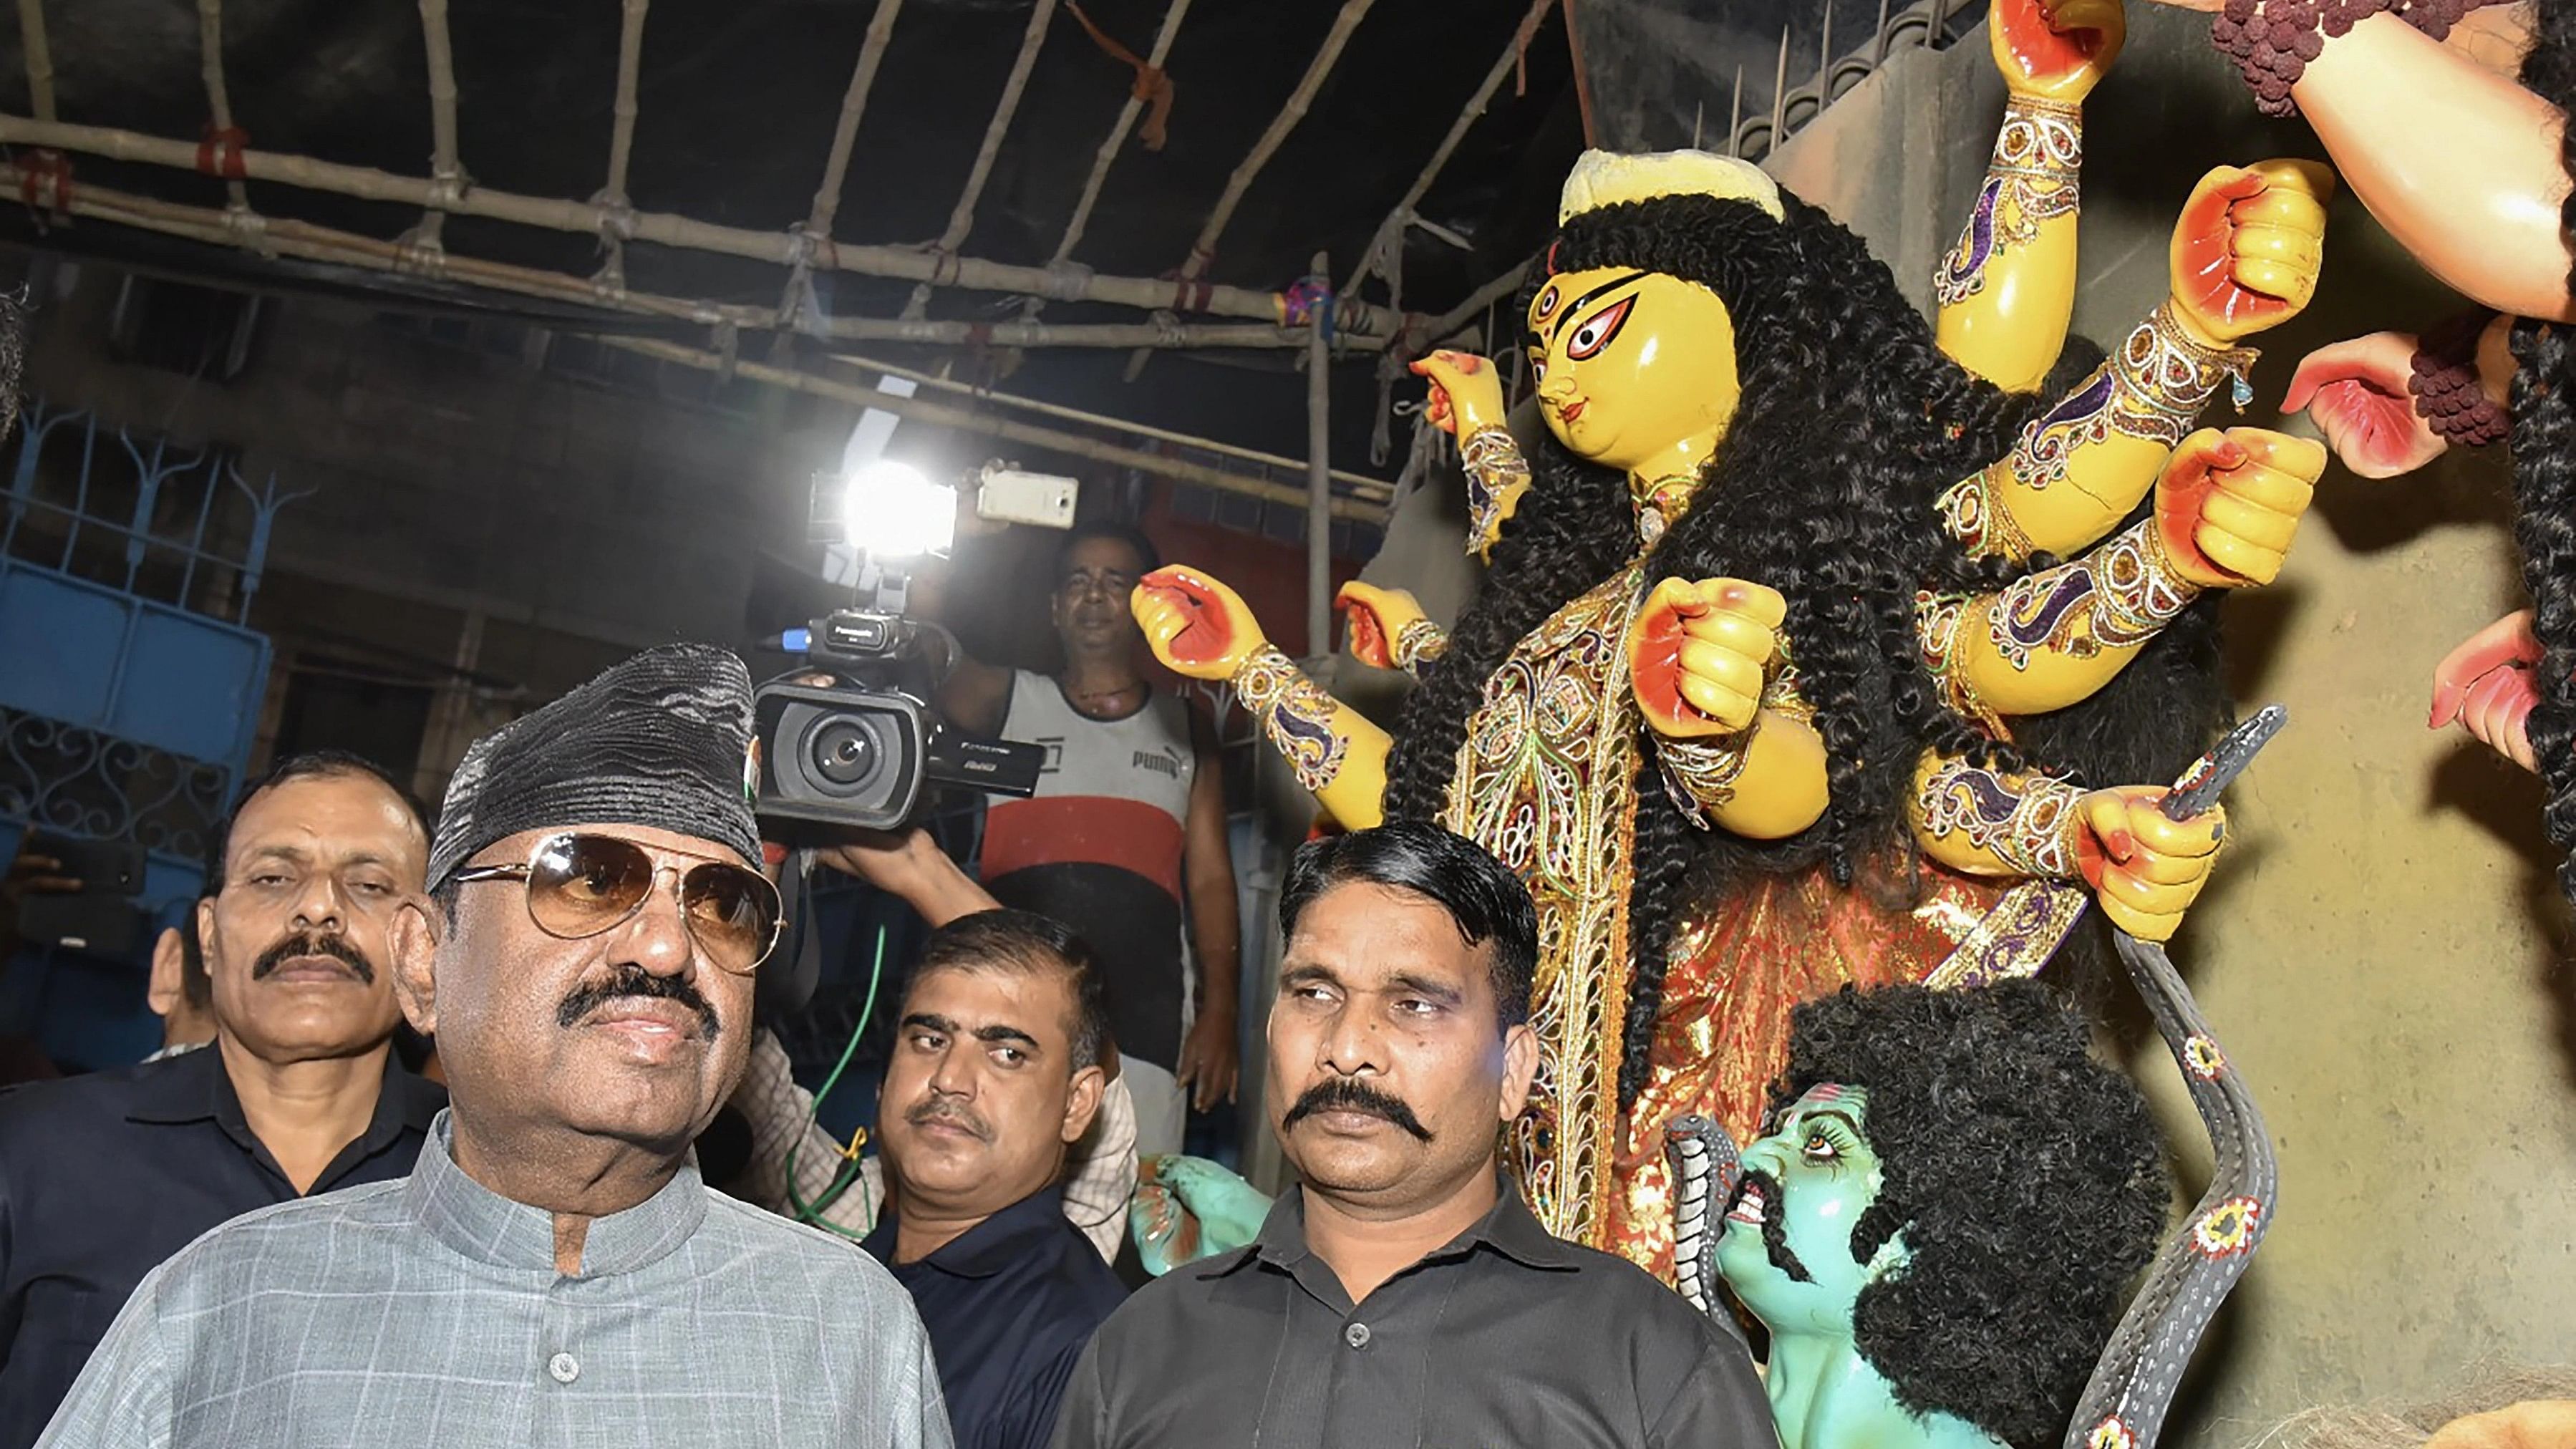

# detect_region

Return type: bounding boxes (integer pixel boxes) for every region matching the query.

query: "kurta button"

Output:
[1344,1322,1371,1350]
[548,1352,579,1384]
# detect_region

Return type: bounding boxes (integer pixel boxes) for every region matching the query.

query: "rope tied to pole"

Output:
[423,163,469,211]
[1037,258,1094,302]
[17,149,70,214]
[1065,1,1176,150]
[220,200,271,255]
[193,123,248,180]
[1279,274,1335,343]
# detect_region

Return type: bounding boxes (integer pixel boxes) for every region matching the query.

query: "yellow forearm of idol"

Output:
[1230,645,1393,832]
[1699,710,1829,840]
[1134,563,1393,830]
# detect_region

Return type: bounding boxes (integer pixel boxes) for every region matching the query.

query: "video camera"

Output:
[750,459,1073,838]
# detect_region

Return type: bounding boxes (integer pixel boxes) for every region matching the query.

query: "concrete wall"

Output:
[1355,8,2576,1437]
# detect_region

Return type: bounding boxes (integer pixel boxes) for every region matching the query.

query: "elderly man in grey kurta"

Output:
[40,644,952,1448]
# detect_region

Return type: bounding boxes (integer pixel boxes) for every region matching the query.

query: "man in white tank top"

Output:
[938,523,1239,1158]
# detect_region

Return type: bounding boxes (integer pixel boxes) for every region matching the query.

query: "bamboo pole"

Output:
[413,0,464,253]
[899,0,1059,320]
[1304,251,1332,658]
[604,335,1388,522]
[825,349,1393,498]
[1044,0,1191,273]
[0,114,1403,334]
[1340,0,1553,298]
[1124,0,1377,380]
[193,0,251,215]
[0,159,1410,354]
[803,0,904,241]
[595,0,651,289]
[14,0,52,123]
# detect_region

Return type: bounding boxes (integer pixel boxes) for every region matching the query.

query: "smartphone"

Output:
[14,833,149,954]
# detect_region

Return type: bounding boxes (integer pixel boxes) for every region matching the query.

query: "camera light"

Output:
[840,459,956,559]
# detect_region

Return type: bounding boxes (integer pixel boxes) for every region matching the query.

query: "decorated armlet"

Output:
[2215,0,2509,117]
[1935,96,2082,311]
[1938,301,2258,561]
[1231,645,1352,795]
[1652,654,1813,826]
[1918,521,2201,732]
[1461,425,1531,563]
[2411,308,2507,446]
[1914,756,2088,880]
[1390,618,1449,679]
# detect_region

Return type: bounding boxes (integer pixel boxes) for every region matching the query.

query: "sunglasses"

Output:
[450,833,783,975]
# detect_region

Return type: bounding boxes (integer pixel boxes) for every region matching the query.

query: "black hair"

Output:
[914,908,1113,1070]
[1768,982,2168,1449]
[1385,191,2224,1102]
[1279,821,1539,1029]
[1054,518,1161,580]
[211,749,432,890]
[2509,3,2576,909]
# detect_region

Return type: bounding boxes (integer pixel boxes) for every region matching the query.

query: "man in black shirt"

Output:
[1052,823,1776,1449]
[0,751,442,1449]
[868,908,1128,1449]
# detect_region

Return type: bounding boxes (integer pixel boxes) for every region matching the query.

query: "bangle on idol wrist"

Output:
[1654,734,1751,828]
[2409,309,2507,447]
[1935,95,2082,309]
[1231,644,1350,795]
[1917,760,2090,880]
[1937,462,2038,561]
[2119,301,2262,437]
[1916,590,2009,741]
[1390,617,1448,676]
[1459,425,1530,560]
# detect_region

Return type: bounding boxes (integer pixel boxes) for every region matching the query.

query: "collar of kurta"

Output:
[1199,1171,1587,1280]
[405,1109,707,1278]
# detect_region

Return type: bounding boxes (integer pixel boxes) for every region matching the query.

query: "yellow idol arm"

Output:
[1134,565,1393,830]
[1910,750,2226,943]
[1919,519,2198,725]
[1650,709,1830,841]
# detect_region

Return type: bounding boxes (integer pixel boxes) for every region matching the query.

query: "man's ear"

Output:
[146,927,185,1019]
[390,898,442,1036]
[1062,1062,1107,1145]
[1498,1022,1539,1123]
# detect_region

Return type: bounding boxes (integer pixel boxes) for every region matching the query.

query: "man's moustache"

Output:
[556,962,721,1039]
[251,931,374,985]
[1282,1077,1433,1143]
[905,1095,992,1141]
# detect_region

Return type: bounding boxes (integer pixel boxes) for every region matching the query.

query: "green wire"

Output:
[785,921,888,1241]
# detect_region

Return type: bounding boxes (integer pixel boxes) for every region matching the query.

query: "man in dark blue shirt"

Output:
[863,909,1128,1449]
[0,752,442,1449]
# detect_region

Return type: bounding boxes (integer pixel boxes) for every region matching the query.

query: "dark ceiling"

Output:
[0,0,1597,472]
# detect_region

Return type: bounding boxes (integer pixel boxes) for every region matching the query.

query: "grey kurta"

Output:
[39,1110,952,1449]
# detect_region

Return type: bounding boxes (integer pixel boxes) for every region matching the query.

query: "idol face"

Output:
[1526,266,1741,476]
[1714,1082,1906,1336]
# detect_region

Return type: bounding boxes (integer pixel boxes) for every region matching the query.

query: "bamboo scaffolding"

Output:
[412,0,464,254]
[1340,0,1553,299]
[0,113,1404,334]
[14,0,52,124]
[1304,249,1331,656]
[594,0,651,289]
[825,349,1393,498]
[802,0,904,243]
[604,336,1389,522]
[899,0,1058,321]
[193,0,251,217]
[1124,0,1377,380]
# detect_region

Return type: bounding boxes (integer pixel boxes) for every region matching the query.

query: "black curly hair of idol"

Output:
[1769,982,2169,1449]
[1383,190,2227,1100]
[2508,0,2576,910]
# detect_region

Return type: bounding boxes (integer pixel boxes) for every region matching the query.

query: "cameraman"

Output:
[930,520,1238,1159]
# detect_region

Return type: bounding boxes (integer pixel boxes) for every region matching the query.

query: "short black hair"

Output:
[1279,823,1538,1029]
[1053,518,1160,580]
[1772,982,2169,1449]
[914,908,1113,1069]
[211,750,432,891]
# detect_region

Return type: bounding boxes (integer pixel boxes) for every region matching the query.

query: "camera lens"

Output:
[808,717,879,788]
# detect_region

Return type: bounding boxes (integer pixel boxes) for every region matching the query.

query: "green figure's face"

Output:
[1714,1083,1907,1336]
